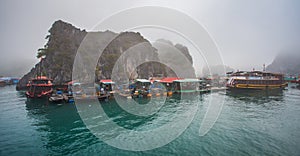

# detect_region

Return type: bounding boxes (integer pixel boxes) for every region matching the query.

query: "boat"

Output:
[157,77,182,96]
[226,71,288,90]
[132,79,151,98]
[0,77,20,85]
[290,75,300,84]
[0,80,6,87]
[49,90,69,103]
[26,76,53,98]
[291,79,300,84]
[98,79,115,100]
[68,82,84,96]
[173,78,204,93]
[149,81,166,97]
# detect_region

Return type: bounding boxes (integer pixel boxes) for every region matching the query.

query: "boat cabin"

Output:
[134,79,151,90]
[99,79,115,92]
[26,76,53,98]
[226,71,287,90]
[173,79,202,93]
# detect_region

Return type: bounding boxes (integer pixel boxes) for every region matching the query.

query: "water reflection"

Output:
[226,89,284,104]
[25,100,99,155]
[3,85,297,155]
[225,89,286,120]
[16,90,26,98]
[24,95,201,154]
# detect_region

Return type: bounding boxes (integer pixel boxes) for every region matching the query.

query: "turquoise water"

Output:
[0,85,299,155]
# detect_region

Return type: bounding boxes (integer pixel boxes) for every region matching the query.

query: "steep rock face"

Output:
[155,39,193,64]
[153,39,195,77]
[96,32,166,80]
[266,52,300,75]
[43,20,87,83]
[17,20,195,89]
[17,20,87,90]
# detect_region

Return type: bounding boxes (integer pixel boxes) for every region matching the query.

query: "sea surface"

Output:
[0,85,299,155]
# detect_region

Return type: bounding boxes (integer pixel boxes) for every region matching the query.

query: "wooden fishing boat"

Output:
[290,76,300,84]
[0,80,6,87]
[0,77,20,85]
[132,79,151,98]
[49,90,69,103]
[226,71,287,90]
[98,79,115,99]
[173,79,203,93]
[157,77,182,96]
[26,76,53,98]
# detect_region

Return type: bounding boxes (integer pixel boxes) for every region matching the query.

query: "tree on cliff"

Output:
[17,20,194,90]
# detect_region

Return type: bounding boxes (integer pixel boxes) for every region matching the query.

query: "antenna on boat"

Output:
[39,58,42,78]
[263,64,266,71]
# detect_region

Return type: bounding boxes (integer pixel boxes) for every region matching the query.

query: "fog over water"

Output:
[0,0,299,76]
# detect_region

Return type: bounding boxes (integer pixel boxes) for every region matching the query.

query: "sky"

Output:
[0,0,299,76]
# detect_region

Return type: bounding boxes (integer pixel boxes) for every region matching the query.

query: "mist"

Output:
[0,0,299,76]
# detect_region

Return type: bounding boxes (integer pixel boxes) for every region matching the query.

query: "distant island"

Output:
[17,20,194,90]
[266,51,300,75]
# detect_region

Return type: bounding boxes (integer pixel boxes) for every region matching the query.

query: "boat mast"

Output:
[39,58,42,78]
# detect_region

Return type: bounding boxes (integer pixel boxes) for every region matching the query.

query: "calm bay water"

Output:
[0,85,299,155]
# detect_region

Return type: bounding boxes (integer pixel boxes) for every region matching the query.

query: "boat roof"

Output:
[159,77,182,83]
[0,77,19,80]
[149,77,163,83]
[100,79,115,84]
[173,79,202,83]
[0,77,10,81]
[67,80,76,85]
[73,82,81,86]
[231,71,283,76]
[135,79,151,83]
[31,76,52,81]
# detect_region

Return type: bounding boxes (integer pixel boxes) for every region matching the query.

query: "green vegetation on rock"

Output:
[17,20,194,89]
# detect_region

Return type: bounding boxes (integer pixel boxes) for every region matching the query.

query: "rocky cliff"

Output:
[266,51,300,75]
[17,20,87,90]
[17,20,194,90]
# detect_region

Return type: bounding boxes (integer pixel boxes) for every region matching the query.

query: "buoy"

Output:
[147,94,152,97]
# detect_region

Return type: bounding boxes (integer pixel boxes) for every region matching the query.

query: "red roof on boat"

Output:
[100,79,115,84]
[67,80,76,85]
[159,77,182,83]
[32,76,52,80]
[100,79,112,83]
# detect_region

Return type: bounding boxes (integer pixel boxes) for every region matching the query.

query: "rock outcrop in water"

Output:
[17,20,87,90]
[17,20,194,90]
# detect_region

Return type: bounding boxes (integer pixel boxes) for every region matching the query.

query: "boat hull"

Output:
[26,89,53,99]
[227,83,287,90]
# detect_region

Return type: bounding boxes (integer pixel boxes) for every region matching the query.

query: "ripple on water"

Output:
[0,86,299,155]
